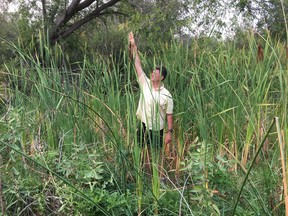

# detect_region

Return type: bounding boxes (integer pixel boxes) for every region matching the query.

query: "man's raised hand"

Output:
[128,31,136,60]
[129,31,135,46]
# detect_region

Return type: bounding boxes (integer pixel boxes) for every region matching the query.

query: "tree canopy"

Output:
[0,0,287,63]
[236,0,288,41]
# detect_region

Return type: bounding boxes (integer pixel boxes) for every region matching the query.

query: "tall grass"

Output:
[0,31,287,215]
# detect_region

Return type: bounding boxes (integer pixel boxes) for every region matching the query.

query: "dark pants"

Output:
[137,122,164,148]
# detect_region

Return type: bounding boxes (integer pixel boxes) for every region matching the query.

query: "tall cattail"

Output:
[257,44,264,62]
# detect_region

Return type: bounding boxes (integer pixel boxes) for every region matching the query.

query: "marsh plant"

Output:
[0,31,287,215]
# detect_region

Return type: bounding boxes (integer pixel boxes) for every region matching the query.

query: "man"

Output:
[128,31,173,158]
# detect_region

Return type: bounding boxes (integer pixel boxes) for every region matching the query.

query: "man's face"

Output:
[151,69,163,82]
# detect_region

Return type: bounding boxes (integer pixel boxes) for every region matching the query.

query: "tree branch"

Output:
[66,0,81,14]
[50,0,122,44]
[54,0,81,27]
[58,10,126,41]
[77,0,97,11]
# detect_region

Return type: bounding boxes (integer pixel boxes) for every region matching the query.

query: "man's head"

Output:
[151,66,168,82]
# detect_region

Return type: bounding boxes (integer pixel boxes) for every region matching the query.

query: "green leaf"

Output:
[12,167,20,176]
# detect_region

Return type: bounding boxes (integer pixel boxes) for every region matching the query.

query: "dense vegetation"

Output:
[0,30,287,215]
[0,0,288,215]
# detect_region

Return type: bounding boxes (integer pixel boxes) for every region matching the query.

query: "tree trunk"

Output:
[48,0,123,44]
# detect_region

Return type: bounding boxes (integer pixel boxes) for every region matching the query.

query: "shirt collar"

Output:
[150,81,164,91]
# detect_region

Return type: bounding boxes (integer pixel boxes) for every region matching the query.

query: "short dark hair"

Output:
[156,66,168,81]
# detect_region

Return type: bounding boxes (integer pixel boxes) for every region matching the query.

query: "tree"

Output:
[41,0,125,44]
[126,0,191,51]
[0,12,18,66]
[3,0,126,45]
[236,0,288,41]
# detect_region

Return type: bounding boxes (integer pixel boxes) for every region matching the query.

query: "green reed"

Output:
[149,32,286,214]
[1,29,287,214]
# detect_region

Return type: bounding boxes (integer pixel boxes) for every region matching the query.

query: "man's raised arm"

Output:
[129,31,144,78]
